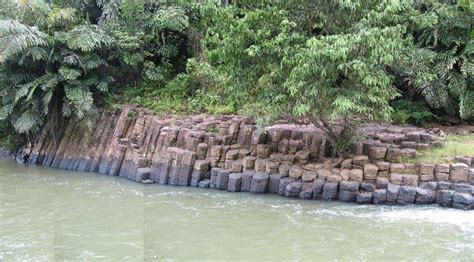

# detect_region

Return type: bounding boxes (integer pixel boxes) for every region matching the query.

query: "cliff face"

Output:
[27,105,333,179]
[26,105,474,210]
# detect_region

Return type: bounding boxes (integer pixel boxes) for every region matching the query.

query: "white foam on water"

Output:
[301,203,474,239]
[376,207,474,233]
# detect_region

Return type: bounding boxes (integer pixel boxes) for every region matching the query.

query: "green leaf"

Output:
[63,24,113,52]
[59,66,81,80]
[13,110,43,134]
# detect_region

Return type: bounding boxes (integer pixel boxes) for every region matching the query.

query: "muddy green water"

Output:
[1,159,473,261]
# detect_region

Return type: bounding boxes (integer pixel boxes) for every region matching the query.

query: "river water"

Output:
[1,159,473,261]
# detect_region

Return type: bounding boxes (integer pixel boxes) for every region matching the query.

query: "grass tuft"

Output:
[404,134,474,164]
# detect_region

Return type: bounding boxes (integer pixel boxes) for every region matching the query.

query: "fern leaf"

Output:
[59,66,81,80]
[97,0,121,26]
[14,84,30,103]
[460,90,474,120]
[42,90,53,115]
[18,46,48,64]
[82,53,107,70]
[0,20,48,62]
[47,6,76,27]
[13,110,43,134]
[0,104,14,120]
[63,24,114,52]
[153,6,189,32]
[64,84,94,119]
[96,81,108,92]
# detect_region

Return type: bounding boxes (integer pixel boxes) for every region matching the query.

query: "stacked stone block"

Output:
[25,106,473,210]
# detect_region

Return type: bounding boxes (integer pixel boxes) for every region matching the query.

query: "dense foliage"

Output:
[392,0,474,121]
[0,0,191,135]
[391,99,437,126]
[0,0,114,134]
[0,0,472,155]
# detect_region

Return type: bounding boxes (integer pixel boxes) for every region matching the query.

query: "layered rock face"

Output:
[27,106,474,210]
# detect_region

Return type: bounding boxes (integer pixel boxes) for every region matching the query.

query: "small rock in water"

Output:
[241,170,254,192]
[268,173,283,194]
[312,180,326,200]
[339,181,360,192]
[298,183,313,199]
[227,173,242,192]
[250,172,270,193]
[386,183,400,204]
[360,182,376,192]
[141,179,153,184]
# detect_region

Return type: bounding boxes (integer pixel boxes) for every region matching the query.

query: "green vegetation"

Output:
[404,134,474,164]
[0,0,473,155]
[392,1,474,121]
[392,100,437,126]
[0,0,192,134]
[0,120,25,152]
[0,0,115,134]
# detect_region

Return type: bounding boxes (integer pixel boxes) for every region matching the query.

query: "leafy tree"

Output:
[1,0,472,153]
[106,1,191,84]
[186,4,307,119]
[392,0,474,120]
[0,0,194,136]
[284,26,403,156]
[183,1,431,156]
[281,0,437,155]
[0,0,114,134]
[0,120,25,152]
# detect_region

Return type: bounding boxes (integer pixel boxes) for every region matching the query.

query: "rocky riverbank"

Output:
[23,105,474,210]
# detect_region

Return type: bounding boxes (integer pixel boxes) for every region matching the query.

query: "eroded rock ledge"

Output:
[26,106,474,210]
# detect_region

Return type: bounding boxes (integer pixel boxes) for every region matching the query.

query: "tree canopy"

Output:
[0,0,472,154]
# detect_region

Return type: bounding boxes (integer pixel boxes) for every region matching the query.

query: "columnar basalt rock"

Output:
[250,172,270,193]
[338,181,360,202]
[450,163,469,183]
[25,106,473,210]
[356,192,373,204]
[373,189,387,204]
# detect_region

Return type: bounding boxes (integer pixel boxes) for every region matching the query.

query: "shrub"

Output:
[391,99,437,126]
